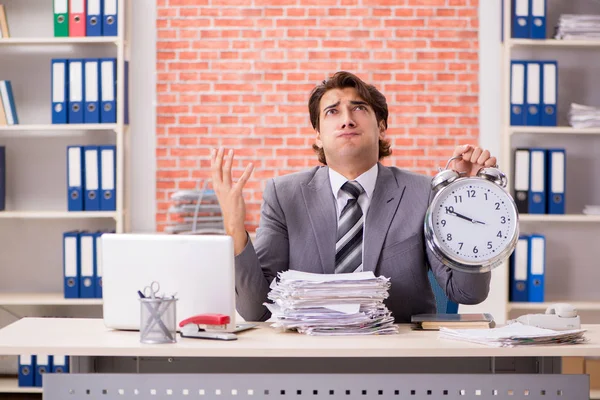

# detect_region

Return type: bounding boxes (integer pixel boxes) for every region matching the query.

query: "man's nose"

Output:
[340,111,356,129]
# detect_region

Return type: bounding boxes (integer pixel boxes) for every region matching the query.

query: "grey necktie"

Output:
[335,181,365,274]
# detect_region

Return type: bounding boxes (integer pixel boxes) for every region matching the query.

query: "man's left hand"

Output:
[452,144,498,177]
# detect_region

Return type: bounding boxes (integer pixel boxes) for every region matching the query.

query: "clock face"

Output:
[428,178,519,269]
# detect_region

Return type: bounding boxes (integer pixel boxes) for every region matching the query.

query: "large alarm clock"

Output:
[424,156,519,273]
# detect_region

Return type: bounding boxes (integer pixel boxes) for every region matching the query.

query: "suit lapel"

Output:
[301,167,337,274]
[363,163,406,273]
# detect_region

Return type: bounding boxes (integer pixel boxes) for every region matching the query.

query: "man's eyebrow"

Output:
[350,100,369,107]
[323,101,340,113]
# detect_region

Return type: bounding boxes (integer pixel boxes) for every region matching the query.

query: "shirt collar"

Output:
[329,163,378,199]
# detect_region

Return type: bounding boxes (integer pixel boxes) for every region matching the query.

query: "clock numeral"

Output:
[441,220,447,227]
[447,233,452,241]
[484,193,488,200]
[497,230,502,238]
[487,241,493,249]
[473,246,478,254]
[495,202,500,210]
[458,242,464,250]
[500,216,506,224]
[467,190,476,198]
[454,195,463,204]
[445,206,454,214]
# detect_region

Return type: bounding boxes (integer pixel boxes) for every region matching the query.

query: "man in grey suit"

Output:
[210,71,497,323]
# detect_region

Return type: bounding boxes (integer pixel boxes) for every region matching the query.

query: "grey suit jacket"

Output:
[235,163,491,323]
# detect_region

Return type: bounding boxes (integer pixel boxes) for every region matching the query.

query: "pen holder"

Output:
[139,297,178,344]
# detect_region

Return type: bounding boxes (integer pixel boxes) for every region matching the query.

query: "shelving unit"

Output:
[0,376,42,394]
[0,37,119,45]
[0,293,102,306]
[510,38,600,47]
[0,211,118,219]
[508,301,600,312]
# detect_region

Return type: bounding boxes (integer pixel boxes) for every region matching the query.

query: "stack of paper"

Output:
[165,188,225,235]
[439,322,587,347]
[555,14,600,40]
[583,205,600,215]
[568,103,600,129]
[265,270,398,336]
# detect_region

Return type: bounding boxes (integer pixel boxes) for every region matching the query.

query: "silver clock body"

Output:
[425,175,519,274]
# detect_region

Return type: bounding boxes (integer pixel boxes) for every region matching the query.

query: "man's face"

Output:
[315,87,385,166]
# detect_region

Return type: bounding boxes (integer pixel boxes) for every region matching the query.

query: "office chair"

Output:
[427,269,459,314]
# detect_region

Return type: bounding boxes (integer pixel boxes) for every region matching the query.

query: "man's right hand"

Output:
[210,148,254,255]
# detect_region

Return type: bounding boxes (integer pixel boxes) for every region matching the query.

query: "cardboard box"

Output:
[562,357,585,374]
[586,358,600,390]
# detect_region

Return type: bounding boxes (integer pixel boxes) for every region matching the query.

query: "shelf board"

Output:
[0,293,102,306]
[0,37,118,45]
[508,301,600,312]
[519,214,600,222]
[0,377,42,394]
[0,124,117,132]
[509,38,600,47]
[0,211,118,219]
[509,126,600,135]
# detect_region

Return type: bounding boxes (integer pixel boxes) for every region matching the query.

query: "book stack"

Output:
[411,313,496,331]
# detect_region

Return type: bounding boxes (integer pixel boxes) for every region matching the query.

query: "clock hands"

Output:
[445,209,486,225]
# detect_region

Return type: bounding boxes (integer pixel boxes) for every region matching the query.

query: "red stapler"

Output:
[179,314,237,341]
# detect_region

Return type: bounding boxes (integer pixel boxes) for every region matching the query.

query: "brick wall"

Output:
[156,0,480,232]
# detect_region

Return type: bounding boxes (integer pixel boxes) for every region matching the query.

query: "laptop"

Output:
[101,233,255,333]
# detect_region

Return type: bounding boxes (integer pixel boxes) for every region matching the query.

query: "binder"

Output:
[0,5,10,38]
[541,61,558,126]
[52,59,69,124]
[0,80,19,125]
[69,0,86,36]
[103,0,118,36]
[0,90,7,125]
[528,148,546,214]
[94,231,103,298]
[84,146,101,211]
[67,146,84,211]
[0,146,4,211]
[530,0,546,39]
[510,61,526,126]
[68,59,85,124]
[52,355,70,373]
[512,0,529,38]
[528,234,546,302]
[35,355,52,388]
[513,148,529,213]
[510,235,529,302]
[547,148,565,214]
[54,0,69,37]
[63,231,80,298]
[99,145,116,210]
[79,232,95,298]
[84,59,100,123]
[18,355,35,387]
[124,60,129,124]
[100,58,116,123]
[86,0,102,36]
[525,62,541,126]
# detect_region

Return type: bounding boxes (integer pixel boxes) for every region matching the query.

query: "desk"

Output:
[0,318,597,399]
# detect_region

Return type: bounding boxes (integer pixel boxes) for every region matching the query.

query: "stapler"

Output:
[179,314,238,341]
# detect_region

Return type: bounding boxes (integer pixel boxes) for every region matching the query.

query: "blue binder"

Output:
[541,61,558,126]
[528,234,546,302]
[528,148,546,214]
[35,355,53,388]
[100,58,116,123]
[103,0,117,36]
[68,59,85,124]
[99,145,116,210]
[52,355,70,373]
[530,0,546,39]
[94,231,104,298]
[63,231,81,299]
[51,59,69,124]
[547,148,565,214]
[512,0,530,38]
[84,146,101,211]
[86,0,103,36]
[67,146,85,211]
[513,148,529,213]
[510,61,526,126]
[510,235,530,302]
[0,146,5,211]
[84,59,100,123]
[79,231,96,298]
[0,80,19,125]
[18,355,35,387]
[525,62,541,126]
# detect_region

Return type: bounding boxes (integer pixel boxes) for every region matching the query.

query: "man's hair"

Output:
[308,71,392,165]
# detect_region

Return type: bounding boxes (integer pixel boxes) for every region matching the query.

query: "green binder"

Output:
[53,0,68,37]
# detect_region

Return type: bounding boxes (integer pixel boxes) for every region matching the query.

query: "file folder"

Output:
[94,231,103,298]
[67,146,84,211]
[513,148,529,214]
[547,148,565,214]
[0,5,9,38]
[79,232,95,298]
[512,0,529,38]
[35,355,52,387]
[528,148,546,214]
[510,235,529,302]
[52,355,70,373]
[69,0,86,36]
[525,62,541,126]
[528,234,546,302]
[103,0,117,36]
[84,146,101,211]
[84,59,100,123]
[0,146,4,211]
[18,355,35,387]
[68,59,85,124]
[86,0,102,36]
[100,145,116,210]
[0,80,19,125]
[510,61,526,126]
[0,90,7,125]
[54,0,69,37]
[530,0,546,39]
[52,59,69,124]
[541,61,558,126]
[63,231,80,298]
[100,58,116,123]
